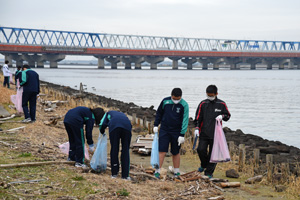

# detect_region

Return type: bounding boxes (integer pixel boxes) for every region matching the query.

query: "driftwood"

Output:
[0,161,75,168]
[220,182,241,188]
[106,166,157,180]
[210,178,229,183]
[0,114,16,121]
[9,179,46,184]
[0,126,26,133]
[245,175,263,184]
[178,170,202,182]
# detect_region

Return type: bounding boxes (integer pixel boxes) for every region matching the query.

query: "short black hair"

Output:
[22,64,30,70]
[17,66,22,70]
[5,60,9,64]
[91,107,105,126]
[171,88,182,97]
[206,85,218,94]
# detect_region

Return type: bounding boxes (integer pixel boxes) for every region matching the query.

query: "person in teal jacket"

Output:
[153,88,189,179]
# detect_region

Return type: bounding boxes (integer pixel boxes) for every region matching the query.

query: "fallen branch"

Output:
[220,182,241,188]
[0,161,75,168]
[0,140,12,146]
[0,114,16,121]
[106,166,157,180]
[0,126,26,133]
[9,179,46,184]
[0,121,24,124]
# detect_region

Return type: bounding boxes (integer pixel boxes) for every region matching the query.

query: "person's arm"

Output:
[194,102,204,130]
[221,102,231,121]
[37,74,40,94]
[85,117,94,145]
[154,100,164,127]
[20,70,28,86]
[180,101,189,136]
[99,113,109,134]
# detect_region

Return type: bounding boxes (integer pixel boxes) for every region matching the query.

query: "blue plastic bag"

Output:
[90,133,107,172]
[150,132,159,169]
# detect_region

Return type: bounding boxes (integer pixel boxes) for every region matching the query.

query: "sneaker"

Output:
[75,162,88,168]
[205,174,213,179]
[154,172,160,179]
[122,177,131,181]
[111,175,117,179]
[174,172,180,178]
[198,167,204,173]
[21,118,31,123]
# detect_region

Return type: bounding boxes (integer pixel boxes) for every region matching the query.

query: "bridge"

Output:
[1,27,300,69]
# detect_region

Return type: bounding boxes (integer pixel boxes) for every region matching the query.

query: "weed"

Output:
[116,188,130,196]
[72,176,85,181]
[18,152,31,157]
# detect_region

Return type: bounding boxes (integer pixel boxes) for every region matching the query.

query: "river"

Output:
[33,66,300,148]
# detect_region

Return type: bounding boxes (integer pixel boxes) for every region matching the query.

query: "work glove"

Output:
[216,115,223,121]
[153,126,158,133]
[178,136,185,146]
[194,129,199,138]
[89,144,95,153]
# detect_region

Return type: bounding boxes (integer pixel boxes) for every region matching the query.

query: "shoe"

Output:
[154,172,160,179]
[174,172,180,178]
[122,177,131,181]
[111,175,117,179]
[75,162,88,168]
[198,167,204,173]
[205,174,213,179]
[67,158,75,162]
[21,118,31,123]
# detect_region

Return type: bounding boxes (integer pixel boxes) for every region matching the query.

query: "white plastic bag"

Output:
[90,134,107,172]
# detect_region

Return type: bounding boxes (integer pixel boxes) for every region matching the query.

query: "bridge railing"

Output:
[1,27,300,52]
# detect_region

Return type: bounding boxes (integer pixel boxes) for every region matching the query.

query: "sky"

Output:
[1,0,300,60]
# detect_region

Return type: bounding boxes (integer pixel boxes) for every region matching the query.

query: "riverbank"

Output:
[0,74,300,199]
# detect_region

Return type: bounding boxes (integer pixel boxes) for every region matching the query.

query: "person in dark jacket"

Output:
[153,88,189,179]
[99,110,132,180]
[64,106,104,168]
[19,64,40,123]
[194,85,231,178]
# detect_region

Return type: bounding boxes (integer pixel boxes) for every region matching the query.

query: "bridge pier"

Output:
[94,56,106,69]
[44,54,65,68]
[277,58,289,70]
[169,57,181,69]
[9,53,24,67]
[105,56,121,69]
[226,58,241,70]
[262,59,276,70]
[121,57,132,69]
[181,57,197,70]
[131,56,145,70]
[198,58,209,70]
[145,56,164,70]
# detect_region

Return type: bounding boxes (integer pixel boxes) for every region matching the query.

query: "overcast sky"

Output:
[1,0,300,42]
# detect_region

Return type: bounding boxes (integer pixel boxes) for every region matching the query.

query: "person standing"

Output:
[15,66,22,87]
[64,106,104,168]
[2,60,11,88]
[19,64,40,122]
[194,85,231,178]
[99,110,132,180]
[153,88,189,179]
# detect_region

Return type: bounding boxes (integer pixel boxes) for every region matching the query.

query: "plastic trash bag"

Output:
[9,73,14,84]
[59,142,90,160]
[150,132,159,169]
[90,133,107,172]
[10,80,23,113]
[210,119,231,163]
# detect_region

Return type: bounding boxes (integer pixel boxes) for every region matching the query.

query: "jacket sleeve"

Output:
[154,100,164,127]
[99,113,109,134]
[221,102,231,121]
[85,117,94,145]
[20,71,28,86]
[194,102,204,129]
[180,101,189,136]
[37,74,40,94]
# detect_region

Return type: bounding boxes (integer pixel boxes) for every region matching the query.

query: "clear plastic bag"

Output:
[10,81,23,113]
[59,142,90,160]
[210,119,231,163]
[150,132,159,169]
[90,134,107,172]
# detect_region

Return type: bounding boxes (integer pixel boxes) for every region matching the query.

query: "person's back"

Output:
[64,106,94,127]
[2,63,10,77]
[20,69,40,93]
[100,110,131,133]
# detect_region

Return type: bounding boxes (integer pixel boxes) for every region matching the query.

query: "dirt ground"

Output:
[0,74,299,199]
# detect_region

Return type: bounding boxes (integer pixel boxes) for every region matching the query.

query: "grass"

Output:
[18,152,32,157]
[72,175,85,181]
[116,188,130,196]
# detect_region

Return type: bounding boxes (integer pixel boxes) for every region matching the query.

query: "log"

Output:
[220,182,241,188]
[0,161,75,168]
[245,175,263,184]
[0,114,16,121]
[0,126,26,133]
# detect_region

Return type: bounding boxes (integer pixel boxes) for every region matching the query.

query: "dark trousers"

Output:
[64,122,85,164]
[109,127,132,178]
[3,76,10,88]
[197,138,217,176]
[22,91,38,120]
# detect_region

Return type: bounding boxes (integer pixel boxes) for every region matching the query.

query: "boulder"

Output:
[226,169,239,178]
[259,147,278,154]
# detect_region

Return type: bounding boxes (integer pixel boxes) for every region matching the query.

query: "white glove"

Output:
[89,144,95,153]
[194,129,199,138]
[216,115,223,121]
[178,136,185,146]
[153,126,158,133]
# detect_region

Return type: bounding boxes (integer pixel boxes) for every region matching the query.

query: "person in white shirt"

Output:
[2,60,11,88]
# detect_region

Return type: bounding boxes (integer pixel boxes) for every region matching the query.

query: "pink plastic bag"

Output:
[210,119,231,163]
[10,80,23,113]
[9,73,14,84]
[59,142,90,160]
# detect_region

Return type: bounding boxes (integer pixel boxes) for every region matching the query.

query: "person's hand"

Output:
[216,115,223,121]
[89,144,95,153]
[194,129,199,138]
[178,136,185,146]
[153,126,158,133]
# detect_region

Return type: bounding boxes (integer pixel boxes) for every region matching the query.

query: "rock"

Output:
[223,127,231,133]
[245,175,263,184]
[235,129,244,135]
[275,185,286,192]
[259,147,278,154]
[41,190,48,195]
[226,169,239,178]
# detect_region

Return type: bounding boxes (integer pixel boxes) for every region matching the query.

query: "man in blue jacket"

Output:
[194,85,231,178]
[153,88,189,179]
[64,106,105,168]
[99,110,132,180]
[19,65,40,123]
